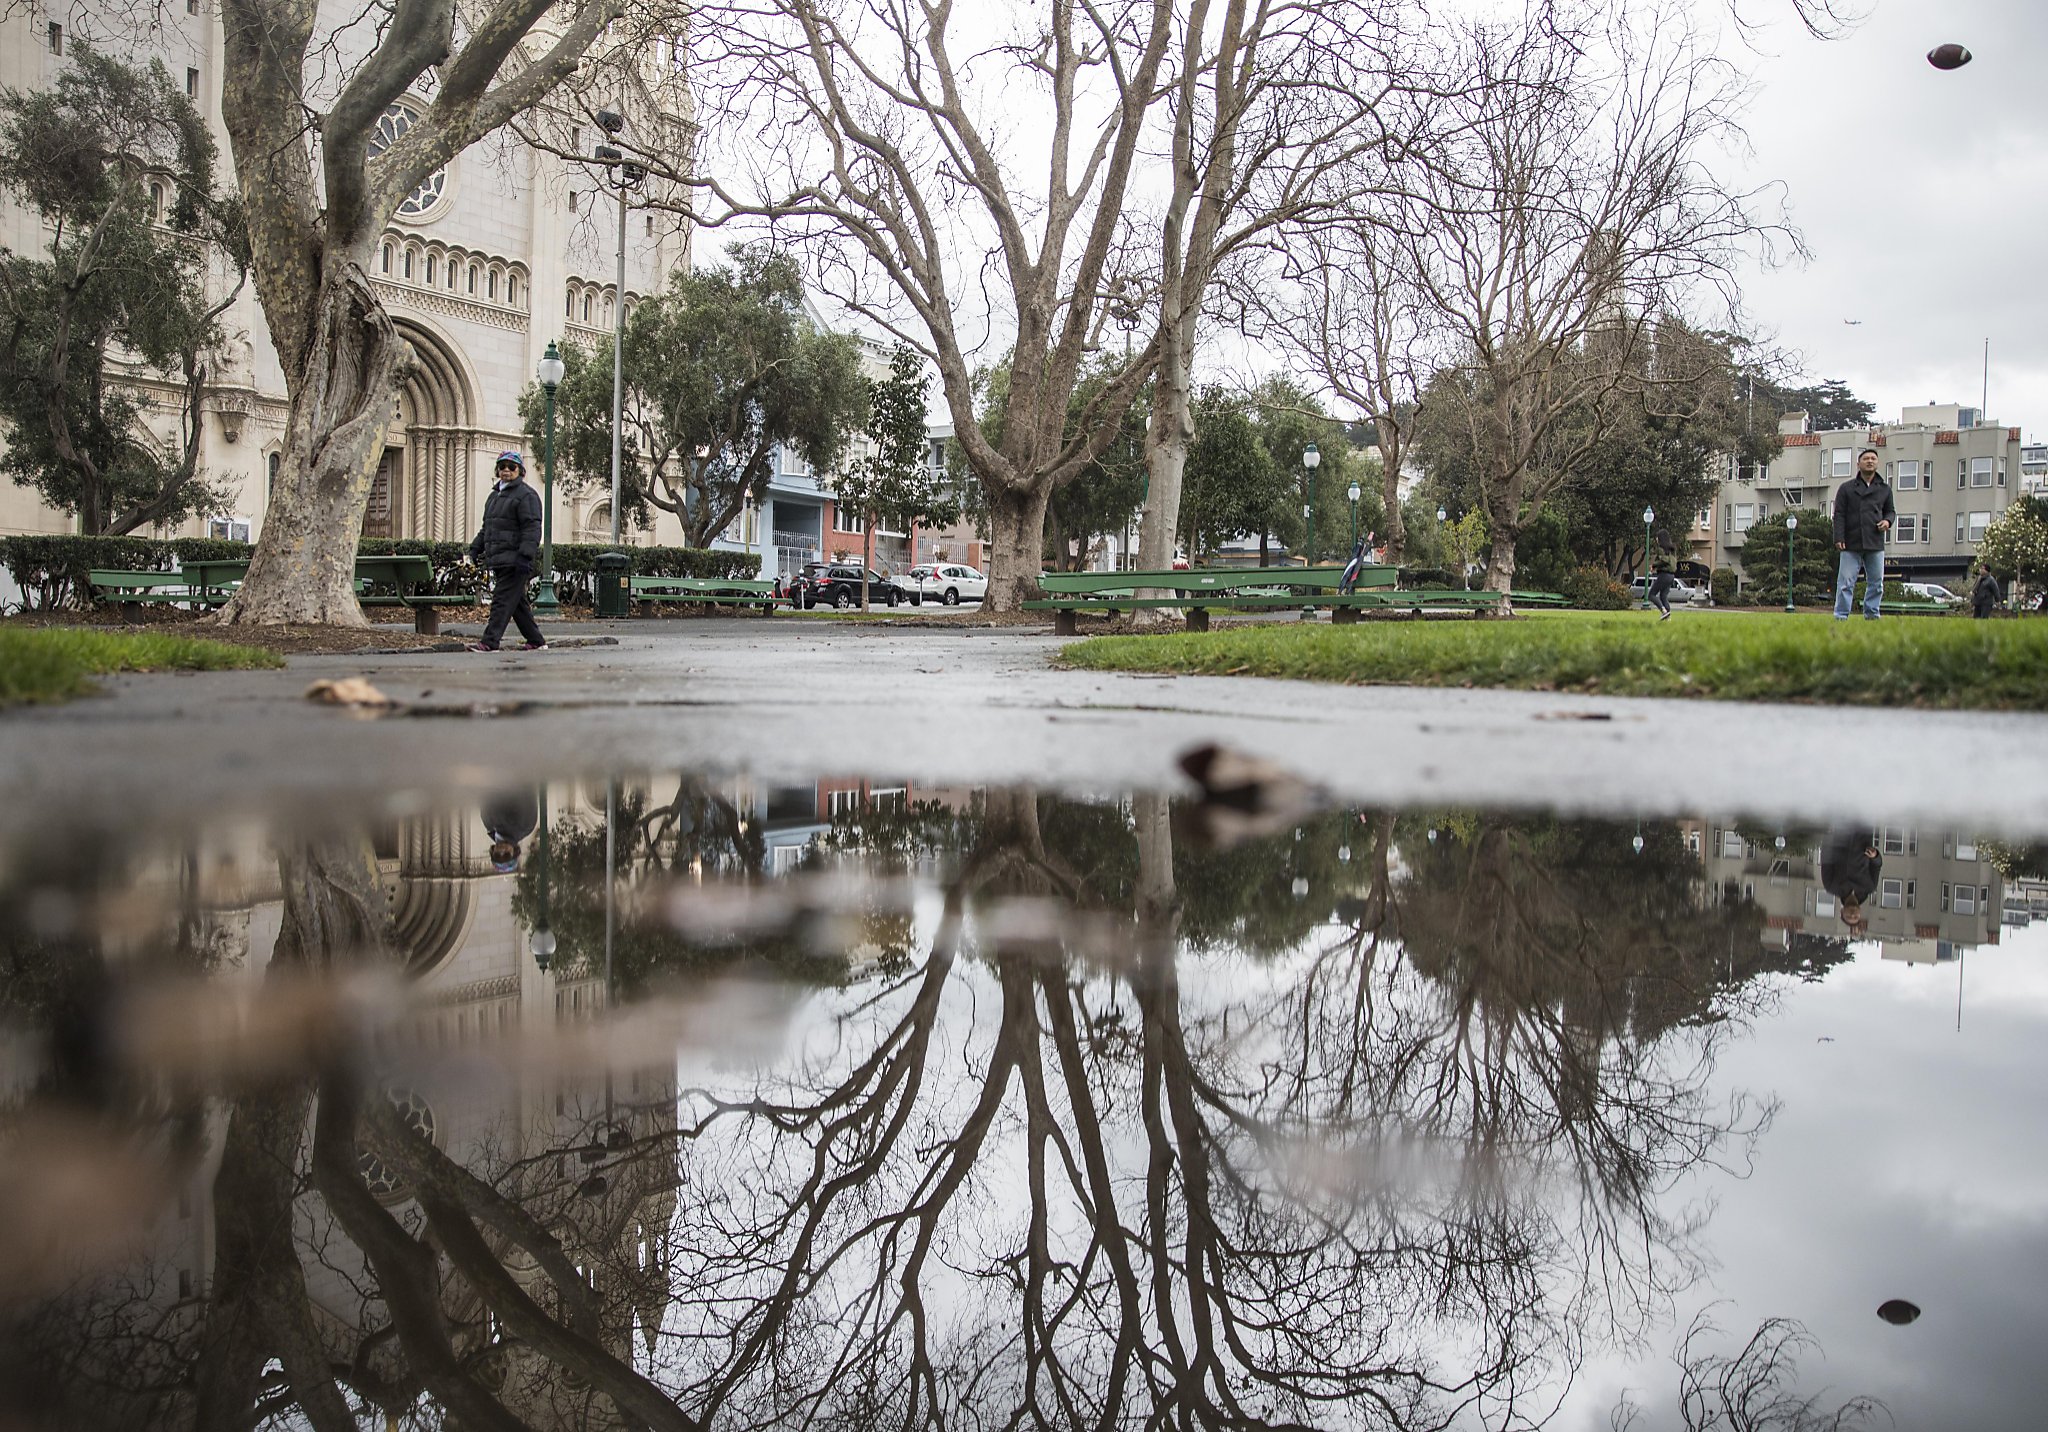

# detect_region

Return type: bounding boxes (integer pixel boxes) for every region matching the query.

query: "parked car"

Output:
[793,562,900,609]
[902,562,987,606]
[1628,575,1703,606]
[1901,581,1963,606]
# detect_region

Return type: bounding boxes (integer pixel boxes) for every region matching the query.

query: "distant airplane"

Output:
[1843,319,1864,326]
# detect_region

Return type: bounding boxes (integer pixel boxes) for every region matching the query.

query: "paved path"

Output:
[4,616,2043,838]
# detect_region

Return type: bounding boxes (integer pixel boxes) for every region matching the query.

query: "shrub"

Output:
[1709,568,1744,607]
[1,534,759,611]
[1561,564,1630,610]
[1397,566,1455,590]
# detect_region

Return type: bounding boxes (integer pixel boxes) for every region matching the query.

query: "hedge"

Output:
[0,534,759,611]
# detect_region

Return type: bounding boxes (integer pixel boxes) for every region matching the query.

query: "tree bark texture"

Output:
[983,483,1053,614]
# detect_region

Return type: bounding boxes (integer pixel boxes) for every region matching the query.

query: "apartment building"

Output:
[1711,403,2022,586]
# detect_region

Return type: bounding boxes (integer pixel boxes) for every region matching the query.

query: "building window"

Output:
[467,264,478,294]
[834,508,866,534]
[1829,449,1852,478]
[1956,837,1979,861]
[581,293,592,321]
[48,22,62,53]
[424,254,436,285]
[148,181,165,219]
[1881,828,1912,856]
[1959,510,1991,544]
[1880,878,1903,910]
[1970,456,1994,487]
[1894,459,1921,490]
[1893,514,1917,544]
[267,452,281,496]
[487,270,498,299]
[508,275,520,305]
[1954,885,1978,915]
[566,290,575,318]
[380,243,391,274]
[645,215,655,235]
[188,0,199,12]
[186,68,200,98]
[568,191,579,212]
[1729,503,1755,534]
[1784,488,1802,504]
[402,249,413,279]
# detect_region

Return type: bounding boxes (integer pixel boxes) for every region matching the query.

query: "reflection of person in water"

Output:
[1820,827,1882,935]
[482,789,539,873]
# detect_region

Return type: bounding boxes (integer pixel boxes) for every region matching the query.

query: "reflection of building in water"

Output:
[150,785,679,1430]
[1691,822,2003,955]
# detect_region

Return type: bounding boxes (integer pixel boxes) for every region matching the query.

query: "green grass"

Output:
[1059,610,2048,709]
[0,628,283,708]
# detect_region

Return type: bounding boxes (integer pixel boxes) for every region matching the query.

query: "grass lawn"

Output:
[0,628,283,708]
[1059,610,2048,709]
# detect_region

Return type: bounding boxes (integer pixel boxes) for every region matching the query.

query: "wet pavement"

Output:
[3,619,2047,1429]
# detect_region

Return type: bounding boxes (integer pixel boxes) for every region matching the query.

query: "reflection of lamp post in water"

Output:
[529,788,556,972]
[1783,515,1799,612]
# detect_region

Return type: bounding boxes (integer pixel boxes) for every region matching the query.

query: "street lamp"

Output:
[1642,505,1656,577]
[1302,443,1320,563]
[1348,481,1361,549]
[1783,515,1798,612]
[533,341,566,611]
[594,112,642,548]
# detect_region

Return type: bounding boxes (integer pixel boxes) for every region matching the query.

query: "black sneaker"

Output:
[466,642,500,652]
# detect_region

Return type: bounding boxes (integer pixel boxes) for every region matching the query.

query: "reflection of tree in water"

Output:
[3,796,1870,1431]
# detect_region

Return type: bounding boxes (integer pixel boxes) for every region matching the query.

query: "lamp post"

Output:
[1348,481,1361,549]
[533,342,566,611]
[1642,505,1656,578]
[1783,515,1798,612]
[1437,506,1455,585]
[594,112,642,547]
[1302,443,1320,563]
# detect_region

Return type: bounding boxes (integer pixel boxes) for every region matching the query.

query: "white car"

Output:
[1901,581,1963,606]
[1628,575,1702,606]
[903,562,987,606]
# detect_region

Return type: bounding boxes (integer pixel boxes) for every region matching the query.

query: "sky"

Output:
[1729,0,2048,433]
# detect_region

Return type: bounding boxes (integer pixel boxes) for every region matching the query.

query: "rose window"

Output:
[368,101,448,220]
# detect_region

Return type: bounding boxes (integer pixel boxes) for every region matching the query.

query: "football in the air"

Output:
[1927,43,1972,70]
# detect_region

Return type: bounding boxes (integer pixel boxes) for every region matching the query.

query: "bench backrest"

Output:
[1038,565,1397,596]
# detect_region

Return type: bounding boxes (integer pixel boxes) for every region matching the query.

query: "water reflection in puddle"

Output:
[2,766,2043,1430]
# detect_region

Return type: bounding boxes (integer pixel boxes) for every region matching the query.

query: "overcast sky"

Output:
[1732,0,2047,433]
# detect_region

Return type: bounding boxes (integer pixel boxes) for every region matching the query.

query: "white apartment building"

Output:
[1712,403,2022,586]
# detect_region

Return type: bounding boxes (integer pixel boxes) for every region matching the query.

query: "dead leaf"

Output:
[304,677,395,707]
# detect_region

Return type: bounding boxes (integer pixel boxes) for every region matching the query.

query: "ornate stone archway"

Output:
[366,320,483,541]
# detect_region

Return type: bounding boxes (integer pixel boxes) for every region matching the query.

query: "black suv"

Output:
[792,562,900,609]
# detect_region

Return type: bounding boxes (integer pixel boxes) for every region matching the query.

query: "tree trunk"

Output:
[1132,326,1195,626]
[1376,425,1406,566]
[1481,530,1519,615]
[215,263,406,627]
[983,483,1051,612]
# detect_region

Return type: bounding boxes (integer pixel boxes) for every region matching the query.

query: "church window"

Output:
[508,275,520,306]
[566,289,575,318]
[149,182,164,219]
[487,269,498,299]
[402,249,413,279]
[468,264,478,294]
[425,254,436,285]
[582,293,592,322]
[48,23,62,54]
[380,244,392,274]
[186,68,199,98]
[366,100,448,219]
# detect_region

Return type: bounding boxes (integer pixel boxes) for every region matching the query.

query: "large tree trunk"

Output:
[983,483,1051,612]
[1132,326,1195,626]
[216,264,406,627]
[1376,422,1407,566]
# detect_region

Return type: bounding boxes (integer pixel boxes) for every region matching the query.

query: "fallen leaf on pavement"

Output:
[304,677,395,707]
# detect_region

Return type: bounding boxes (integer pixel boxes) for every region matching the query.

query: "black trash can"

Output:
[595,552,632,618]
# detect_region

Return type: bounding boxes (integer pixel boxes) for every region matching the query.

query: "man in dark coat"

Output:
[468,451,547,651]
[1831,448,1894,620]
[1971,563,2002,619]
[1819,826,1882,937]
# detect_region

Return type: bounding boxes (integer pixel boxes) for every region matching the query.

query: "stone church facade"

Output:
[0,4,696,551]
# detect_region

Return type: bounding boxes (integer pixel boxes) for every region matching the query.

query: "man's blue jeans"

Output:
[1835,548,1884,619]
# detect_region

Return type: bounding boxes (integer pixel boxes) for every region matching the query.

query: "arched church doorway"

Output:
[363,320,482,541]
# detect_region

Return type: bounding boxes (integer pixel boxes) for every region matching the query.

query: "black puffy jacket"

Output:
[1832,474,1895,551]
[470,479,543,570]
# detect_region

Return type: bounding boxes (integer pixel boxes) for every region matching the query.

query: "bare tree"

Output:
[207,0,666,626]
[1124,2,1405,598]
[684,0,1180,611]
[1389,3,1790,610]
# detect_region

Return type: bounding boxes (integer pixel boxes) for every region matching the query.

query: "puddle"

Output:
[2,766,2043,1430]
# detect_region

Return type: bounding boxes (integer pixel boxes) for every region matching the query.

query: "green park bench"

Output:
[87,570,226,612]
[1023,566,1564,634]
[177,554,474,634]
[629,575,779,614]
